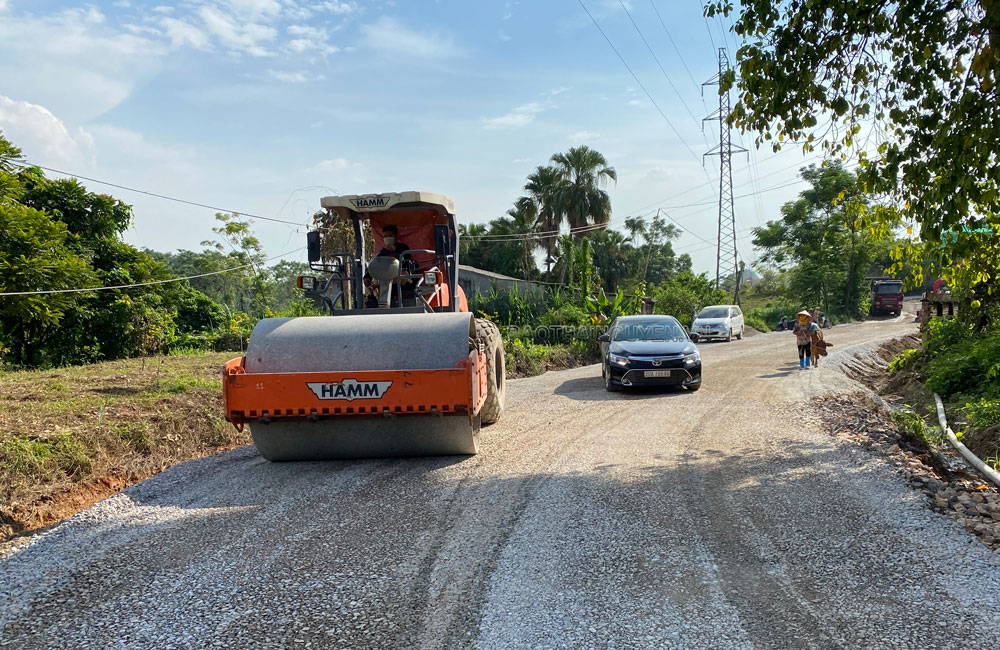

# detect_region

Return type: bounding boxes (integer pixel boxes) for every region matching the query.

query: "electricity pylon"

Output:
[703,48,747,291]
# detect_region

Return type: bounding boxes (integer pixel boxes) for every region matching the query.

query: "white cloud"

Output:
[161,18,211,50]
[227,0,282,19]
[482,103,544,130]
[316,1,358,15]
[498,29,511,42]
[198,6,277,57]
[360,16,464,60]
[268,69,325,83]
[152,5,174,14]
[0,9,166,122]
[285,24,337,55]
[568,130,599,142]
[0,96,95,167]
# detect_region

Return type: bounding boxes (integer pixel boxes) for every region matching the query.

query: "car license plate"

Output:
[645,370,671,378]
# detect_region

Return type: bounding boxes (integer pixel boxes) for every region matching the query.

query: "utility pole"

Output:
[703,48,747,291]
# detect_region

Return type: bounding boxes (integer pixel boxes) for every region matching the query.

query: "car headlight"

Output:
[609,352,629,367]
[684,351,700,365]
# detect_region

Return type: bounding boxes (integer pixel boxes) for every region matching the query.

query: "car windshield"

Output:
[876,284,903,294]
[612,321,686,342]
[697,308,729,319]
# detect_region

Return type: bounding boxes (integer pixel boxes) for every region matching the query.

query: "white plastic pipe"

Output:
[934,393,1000,488]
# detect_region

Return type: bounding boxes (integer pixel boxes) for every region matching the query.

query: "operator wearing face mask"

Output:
[375,224,409,259]
[364,224,413,306]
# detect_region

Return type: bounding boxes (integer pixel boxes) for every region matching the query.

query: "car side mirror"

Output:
[598,333,610,342]
[307,231,322,263]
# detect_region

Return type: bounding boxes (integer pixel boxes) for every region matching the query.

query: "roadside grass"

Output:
[0,352,250,541]
[885,321,1000,464]
[504,338,600,378]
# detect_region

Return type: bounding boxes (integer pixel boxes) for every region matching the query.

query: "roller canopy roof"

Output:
[320,191,456,216]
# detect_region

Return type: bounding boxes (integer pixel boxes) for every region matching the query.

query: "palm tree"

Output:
[550,146,617,237]
[506,196,540,279]
[524,165,563,277]
[458,223,487,267]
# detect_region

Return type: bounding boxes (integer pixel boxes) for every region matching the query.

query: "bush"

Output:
[891,406,942,447]
[745,301,804,330]
[888,348,921,375]
[924,331,1000,399]
[959,398,1000,429]
[502,337,599,378]
[744,315,771,333]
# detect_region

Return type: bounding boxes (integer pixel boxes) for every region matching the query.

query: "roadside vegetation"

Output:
[0,352,248,541]
[888,318,1000,468]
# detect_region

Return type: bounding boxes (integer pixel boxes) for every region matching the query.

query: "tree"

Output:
[203,213,271,316]
[458,223,488,268]
[524,165,564,275]
[0,202,95,364]
[587,229,640,292]
[505,197,541,279]
[624,213,683,284]
[752,162,890,317]
[707,0,999,296]
[17,167,132,244]
[550,146,617,235]
[651,271,729,327]
[0,132,229,366]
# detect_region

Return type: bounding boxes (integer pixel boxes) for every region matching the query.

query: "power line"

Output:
[617,0,701,127]
[622,150,827,216]
[0,247,306,296]
[462,175,815,243]
[576,0,704,164]
[9,160,309,228]
[649,0,703,101]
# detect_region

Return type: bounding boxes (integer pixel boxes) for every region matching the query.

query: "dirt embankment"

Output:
[821,335,1000,550]
[0,353,251,543]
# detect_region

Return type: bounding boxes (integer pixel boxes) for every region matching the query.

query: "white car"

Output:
[690,305,744,342]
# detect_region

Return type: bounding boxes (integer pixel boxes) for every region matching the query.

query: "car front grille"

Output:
[624,355,687,370]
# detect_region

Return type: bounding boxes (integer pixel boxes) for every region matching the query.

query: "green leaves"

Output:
[712,0,1000,316]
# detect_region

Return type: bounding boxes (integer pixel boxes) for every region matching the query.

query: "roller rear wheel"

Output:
[475,319,506,425]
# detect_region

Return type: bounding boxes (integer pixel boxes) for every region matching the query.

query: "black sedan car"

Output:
[598,315,702,392]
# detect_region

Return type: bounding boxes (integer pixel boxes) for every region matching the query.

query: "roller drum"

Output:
[243,312,479,460]
[245,312,475,373]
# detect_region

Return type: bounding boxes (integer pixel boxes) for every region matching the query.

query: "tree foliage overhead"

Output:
[707,0,1000,283]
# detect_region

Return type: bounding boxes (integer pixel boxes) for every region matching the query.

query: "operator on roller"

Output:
[364,224,414,307]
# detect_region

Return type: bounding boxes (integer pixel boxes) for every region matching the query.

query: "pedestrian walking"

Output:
[793,310,819,370]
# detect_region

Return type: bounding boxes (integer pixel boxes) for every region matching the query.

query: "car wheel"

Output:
[687,383,701,392]
[604,363,620,392]
[736,326,743,340]
[725,328,733,342]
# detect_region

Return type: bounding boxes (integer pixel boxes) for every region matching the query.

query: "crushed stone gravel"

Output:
[3,310,1000,649]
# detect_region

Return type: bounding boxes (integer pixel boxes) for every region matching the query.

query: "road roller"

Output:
[222,191,505,460]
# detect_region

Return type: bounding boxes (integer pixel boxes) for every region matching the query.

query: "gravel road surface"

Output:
[4,312,1000,649]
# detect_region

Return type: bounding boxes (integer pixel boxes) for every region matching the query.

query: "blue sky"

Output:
[0,0,823,275]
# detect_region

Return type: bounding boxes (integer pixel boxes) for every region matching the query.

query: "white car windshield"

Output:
[612,321,686,342]
[697,308,729,319]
